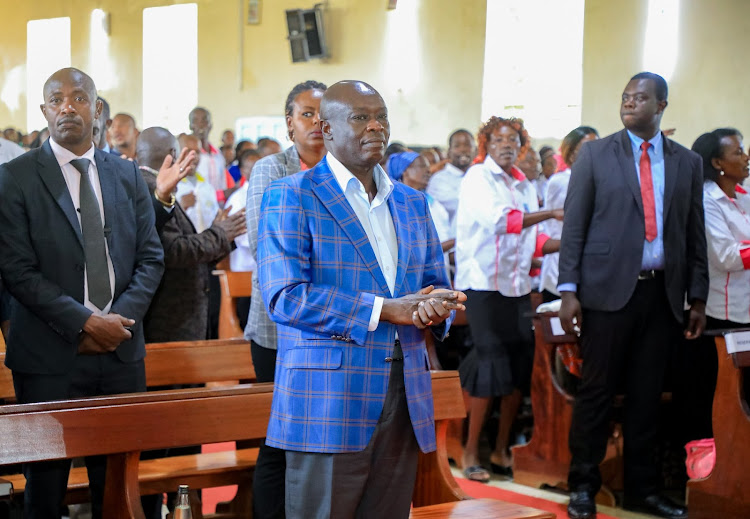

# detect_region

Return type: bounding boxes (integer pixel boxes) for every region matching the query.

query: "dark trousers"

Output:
[12,353,146,519]
[568,275,679,499]
[250,341,285,519]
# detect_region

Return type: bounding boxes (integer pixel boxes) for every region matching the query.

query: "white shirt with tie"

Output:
[49,138,115,315]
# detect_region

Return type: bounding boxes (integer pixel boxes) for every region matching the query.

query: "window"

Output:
[235,116,288,146]
[88,9,117,92]
[480,0,585,140]
[27,17,71,132]
[142,3,198,134]
[643,0,680,81]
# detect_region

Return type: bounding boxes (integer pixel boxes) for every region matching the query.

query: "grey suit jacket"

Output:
[558,129,708,323]
[141,171,232,342]
[0,141,165,374]
[244,145,301,349]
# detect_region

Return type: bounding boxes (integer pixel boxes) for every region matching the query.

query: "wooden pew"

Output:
[686,332,750,519]
[511,313,623,506]
[212,269,253,339]
[0,368,552,518]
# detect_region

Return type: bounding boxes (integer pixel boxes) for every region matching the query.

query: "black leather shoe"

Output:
[625,494,687,519]
[567,491,596,519]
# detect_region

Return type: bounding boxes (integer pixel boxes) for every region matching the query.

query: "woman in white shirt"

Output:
[539,126,599,302]
[454,117,562,481]
[681,128,750,441]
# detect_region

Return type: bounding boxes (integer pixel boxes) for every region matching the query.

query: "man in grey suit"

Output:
[0,68,164,518]
[558,72,708,519]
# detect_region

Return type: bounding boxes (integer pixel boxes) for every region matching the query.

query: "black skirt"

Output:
[459,290,534,397]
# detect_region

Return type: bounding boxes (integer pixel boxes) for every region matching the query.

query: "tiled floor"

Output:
[450,466,657,519]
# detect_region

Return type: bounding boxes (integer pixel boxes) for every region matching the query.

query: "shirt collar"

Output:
[443,162,466,177]
[49,137,96,168]
[484,155,527,183]
[705,179,748,200]
[627,129,663,155]
[327,151,394,203]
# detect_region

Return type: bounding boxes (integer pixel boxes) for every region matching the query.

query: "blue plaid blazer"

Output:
[258,157,452,454]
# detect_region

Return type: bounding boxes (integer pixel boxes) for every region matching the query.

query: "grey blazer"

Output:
[244,145,302,349]
[558,129,708,323]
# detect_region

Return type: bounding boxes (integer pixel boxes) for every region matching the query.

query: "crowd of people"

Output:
[0,66,748,519]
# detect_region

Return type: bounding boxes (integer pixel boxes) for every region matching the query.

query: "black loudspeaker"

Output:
[286,6,327,63]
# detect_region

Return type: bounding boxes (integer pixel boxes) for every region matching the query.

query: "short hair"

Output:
[630,72,668,101]
[188,106,210,123]
[98,96,111,121]
[448,129,474,148]
[235,139,254,157]
[238,149,261,166]
[284,80,328,117]
[560,126,599,166]
[257,137,281,155]
[691,128,743,183]
[476,116,529,163]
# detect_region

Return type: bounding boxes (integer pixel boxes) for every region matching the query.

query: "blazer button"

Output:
[385,357,393,362]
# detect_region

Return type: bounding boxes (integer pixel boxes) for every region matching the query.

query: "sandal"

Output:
[463,465,491,483]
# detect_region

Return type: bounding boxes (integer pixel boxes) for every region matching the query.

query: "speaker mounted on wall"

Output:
[286,4,328,63]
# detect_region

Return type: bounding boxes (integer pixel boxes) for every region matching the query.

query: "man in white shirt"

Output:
[426,128,476,228]
[189,106,228,200]
[0,67,164,519]
[176,133,220,233]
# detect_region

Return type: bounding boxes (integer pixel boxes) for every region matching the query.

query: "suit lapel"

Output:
[387,186,410,297]
[662,135,678,220]
[37,141,83,246]
[616,129,644,216]
[310,159,391,295]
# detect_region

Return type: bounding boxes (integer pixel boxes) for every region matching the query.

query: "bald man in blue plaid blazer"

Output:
[257,81,465,518]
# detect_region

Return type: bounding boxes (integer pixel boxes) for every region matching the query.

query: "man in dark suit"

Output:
[137,126,245,343]
[558,72,708,519]
[0,67,164,518]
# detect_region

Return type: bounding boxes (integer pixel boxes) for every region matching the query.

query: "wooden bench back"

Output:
[0,339,256,402]
[144,338,255,385]
[213,269,253,339]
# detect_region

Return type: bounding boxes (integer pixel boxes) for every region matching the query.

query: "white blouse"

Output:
[454,156,544,296]
[539,169,571,295]
[703,181,750,323]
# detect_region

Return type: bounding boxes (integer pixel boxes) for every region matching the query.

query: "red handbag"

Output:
[685,438,715,479]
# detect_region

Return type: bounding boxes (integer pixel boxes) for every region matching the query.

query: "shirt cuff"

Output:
[741,247,750,270]
[507,209,523,234]
[368,296,384,331]
[557,283,577,293]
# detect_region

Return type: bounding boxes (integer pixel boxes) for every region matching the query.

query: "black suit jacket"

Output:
[140,171,231,342]
[0,141,165,374]
[558,129,708,323]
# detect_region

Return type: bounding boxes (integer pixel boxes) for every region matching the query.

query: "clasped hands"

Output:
[78,313,134,355]
[381,285,467,330]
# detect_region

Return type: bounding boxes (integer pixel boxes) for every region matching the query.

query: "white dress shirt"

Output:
[328,152,398,331]
[454,156,541,297]
[176,174,220,233]
[197,144,227,191]
[703,181,750,323]
[539,169,571,295]
[426,162,465,226]
[225,182,257,272]
[49,138,115,315]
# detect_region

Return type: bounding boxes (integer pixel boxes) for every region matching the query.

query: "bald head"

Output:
[320,80,383,121]
[40,67,101,156]
[43,68,97,101]
[319,81,390,176]
[136,127,177,170]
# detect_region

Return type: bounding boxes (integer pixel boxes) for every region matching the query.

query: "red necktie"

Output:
[639,141,657,242]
